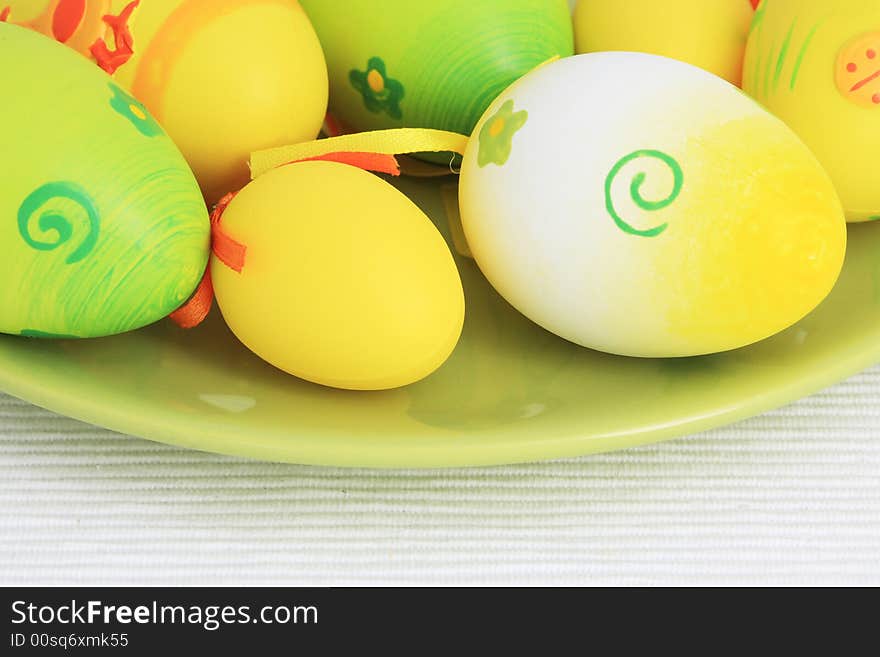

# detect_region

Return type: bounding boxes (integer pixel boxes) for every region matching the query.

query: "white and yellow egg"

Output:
[459,53,847,358]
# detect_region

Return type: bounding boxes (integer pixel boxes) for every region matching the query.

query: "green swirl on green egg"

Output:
[18,181,100,265]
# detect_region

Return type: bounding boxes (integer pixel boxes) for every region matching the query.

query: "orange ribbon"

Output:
[293,151,400,177]
[168,268,214,329]
[210,191,246,273]
[169,152,404,329]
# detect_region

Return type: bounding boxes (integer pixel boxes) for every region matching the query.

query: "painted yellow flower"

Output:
[350,57,405,120]
[478,100,528,168]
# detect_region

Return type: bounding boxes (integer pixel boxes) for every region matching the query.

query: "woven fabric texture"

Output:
[2,366,879,586]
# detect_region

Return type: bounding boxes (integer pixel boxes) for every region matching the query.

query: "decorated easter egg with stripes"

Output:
[298,0,572,140]
[2,0,328,204]
[744,0,880,222]
[459,53,847,358]
[0,23,209,338]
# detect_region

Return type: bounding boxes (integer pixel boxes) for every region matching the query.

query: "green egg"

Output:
[0,23,209,339]
[300,0,574,138]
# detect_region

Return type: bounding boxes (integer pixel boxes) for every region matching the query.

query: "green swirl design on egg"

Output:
[0,22,211,340]
[18,182,100,265]
[604,150,684,238]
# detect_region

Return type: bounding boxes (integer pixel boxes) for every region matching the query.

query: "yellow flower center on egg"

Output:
[367,69,385,93]
[489,118,506,138]
[129,104,147,120]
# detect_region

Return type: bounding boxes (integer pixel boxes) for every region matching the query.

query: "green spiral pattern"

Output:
[604,150,684,238]
[17,182,100,265]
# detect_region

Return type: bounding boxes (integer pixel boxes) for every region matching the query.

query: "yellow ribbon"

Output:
[250,128,470,180]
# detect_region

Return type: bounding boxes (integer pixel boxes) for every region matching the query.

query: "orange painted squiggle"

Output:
[89,0,139,74]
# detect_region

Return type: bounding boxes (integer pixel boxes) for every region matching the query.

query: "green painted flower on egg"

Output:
[477,100,528,167]
[349,57,405,120]
[0,24,210,339]
[108,83,163,138]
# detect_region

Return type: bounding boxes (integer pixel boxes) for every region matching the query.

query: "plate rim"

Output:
[3,339,878,469]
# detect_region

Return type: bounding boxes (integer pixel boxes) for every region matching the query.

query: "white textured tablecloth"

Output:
[2,365,879,587]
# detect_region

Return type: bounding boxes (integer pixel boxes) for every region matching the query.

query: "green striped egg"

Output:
[0,24,209,339]
[300,0,573,138]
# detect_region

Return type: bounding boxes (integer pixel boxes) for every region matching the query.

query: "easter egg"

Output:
[573,0,755,86]
[211,162,465,391]
[744,0,880,222]
[0,23,209,339]
[3,0,329,204]
[459,53,847,358]
[299,0,573,138]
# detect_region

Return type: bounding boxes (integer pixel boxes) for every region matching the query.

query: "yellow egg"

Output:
[573,0,755,85]
[743,0,880,222]
[4,0,329,204]
[459,53,847,358]
[211,162,465,391]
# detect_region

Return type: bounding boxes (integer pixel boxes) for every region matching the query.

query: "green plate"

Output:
[2,176,879,467]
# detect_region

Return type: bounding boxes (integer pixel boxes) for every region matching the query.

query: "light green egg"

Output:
[300,0,574,139]
[0,23,209,339]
